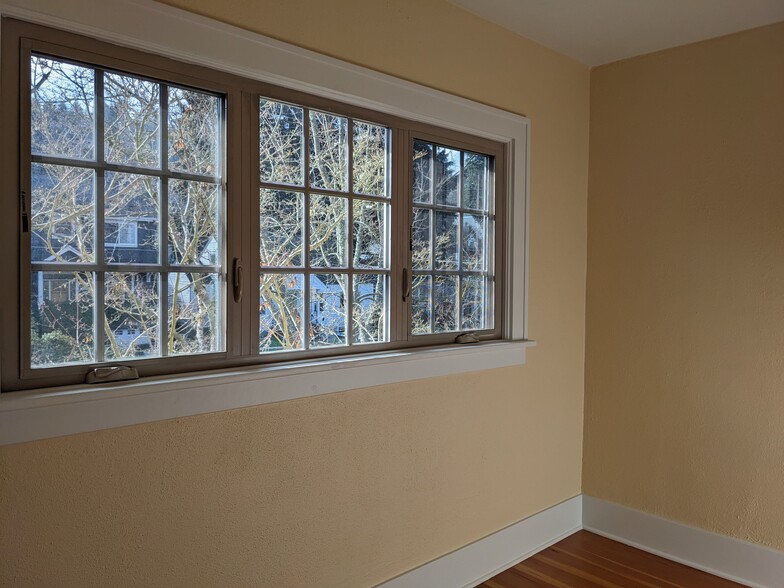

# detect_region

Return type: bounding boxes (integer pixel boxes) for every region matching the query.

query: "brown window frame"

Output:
[0,18,506,392]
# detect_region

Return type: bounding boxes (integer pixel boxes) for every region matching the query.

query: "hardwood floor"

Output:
[480,531,747,587]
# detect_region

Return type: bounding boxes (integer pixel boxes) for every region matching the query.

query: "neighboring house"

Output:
[260,274,376,345]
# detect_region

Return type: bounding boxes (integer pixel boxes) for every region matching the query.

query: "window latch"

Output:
[85,365,139,384]
[455,332,480,344]
[402,267,411,302]
[21,190,29,233]
[233,258,243,303]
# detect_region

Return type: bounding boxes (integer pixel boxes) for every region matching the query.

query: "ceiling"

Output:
[447,0,784,66]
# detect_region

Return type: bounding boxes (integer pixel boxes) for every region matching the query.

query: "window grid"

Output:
[258,98,391,353]
[410,140,494,336]
[29,55,225,366]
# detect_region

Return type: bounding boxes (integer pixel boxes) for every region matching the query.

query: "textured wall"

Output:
[0,1,590,586]
[584,22,784,548]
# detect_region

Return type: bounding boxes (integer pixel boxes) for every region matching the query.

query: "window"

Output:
[1,19,507,392]
[258,99,391,352]
[28,52,223,369]
[411,141,495,335]
[105,220,138,248]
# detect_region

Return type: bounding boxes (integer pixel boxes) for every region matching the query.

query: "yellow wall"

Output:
[0,1,590,585]
[584,22,784,549]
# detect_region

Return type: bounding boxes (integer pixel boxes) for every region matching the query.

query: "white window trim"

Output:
[0,0,533,445]
[105,219,138,247]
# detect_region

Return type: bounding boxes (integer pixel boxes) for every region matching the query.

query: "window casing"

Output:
[1,19,506,392]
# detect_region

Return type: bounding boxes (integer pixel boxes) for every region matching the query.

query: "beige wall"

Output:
[585,22,784,549]
[0,1,590,585]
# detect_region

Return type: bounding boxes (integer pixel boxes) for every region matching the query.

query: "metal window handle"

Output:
[402,267,411,302]
[233,258,243,303]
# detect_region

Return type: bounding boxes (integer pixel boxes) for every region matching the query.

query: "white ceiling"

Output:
[447,0,784,66]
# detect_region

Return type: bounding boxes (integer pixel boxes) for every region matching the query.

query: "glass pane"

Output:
[433,275,458,333]
[310,273,347,348]
[353,200,386,269]
[353,274,386,344]
[310,195,347,268]
[353,122,387,197]
[412,141,432,204]
[260,189,304,267]
[31,164,94,263]
[260,273,304,352]
[105,272,160,359]
[411,275,431,335]
[412,207,432,271]
[168,87,220,175]
[104,72,160,168]
[168,272,220,355]
[463,152,488,211]
[309,111,348,191]
[434,211,459,270]
[31,56,94,160]
[434,146,459,206]
[105,172,159,264]
[168,180,219,265]
[31,271,94,367]
[260,99,304,186]
[461,275,486,331]
[462,214,486,271]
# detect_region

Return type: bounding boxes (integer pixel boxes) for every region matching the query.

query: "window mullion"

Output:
[160,84,170,357]
[346,118,354,347]
[392,127,409,343]
[95,69,106,364]
[245,91,260,357]
[303,108,311,351]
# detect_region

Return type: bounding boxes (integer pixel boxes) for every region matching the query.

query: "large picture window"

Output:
[1,19,507,391]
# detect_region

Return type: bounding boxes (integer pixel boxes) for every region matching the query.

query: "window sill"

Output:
[0,340,535,445]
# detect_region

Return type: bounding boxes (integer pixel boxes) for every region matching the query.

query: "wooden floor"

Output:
[480,531,747,587]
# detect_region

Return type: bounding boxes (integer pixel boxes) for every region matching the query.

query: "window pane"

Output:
[260,273,304,352]
[31,56,94,160]
[310,273,347,348]
[105,172,159,264]
[31,163,94,263]
[412,207,432,271]
[353,122,387,197]
[463,152,488,211]
[412,141,432,204]
[462,214,486,271]
[260,189,304,267]
[105,272,159,359]
[104,72,160,168]
[168,272,220,355]
[353,274,386,344]
[168,179,219,265]
[433,275,458,333]
[310,195,348,268]
[31,271,94,367]
[434,211,459,270]
[260,99,304,186]
[309,111,348,192]
[461,275,486,331]
[411,275,431,335]
[434,146,459,206]
[353,200,386,269]
[168,87,220,175]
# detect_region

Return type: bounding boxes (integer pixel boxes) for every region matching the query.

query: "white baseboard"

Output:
[377,495,784,588]
[583,495,784,588]
[376,495,582,588]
